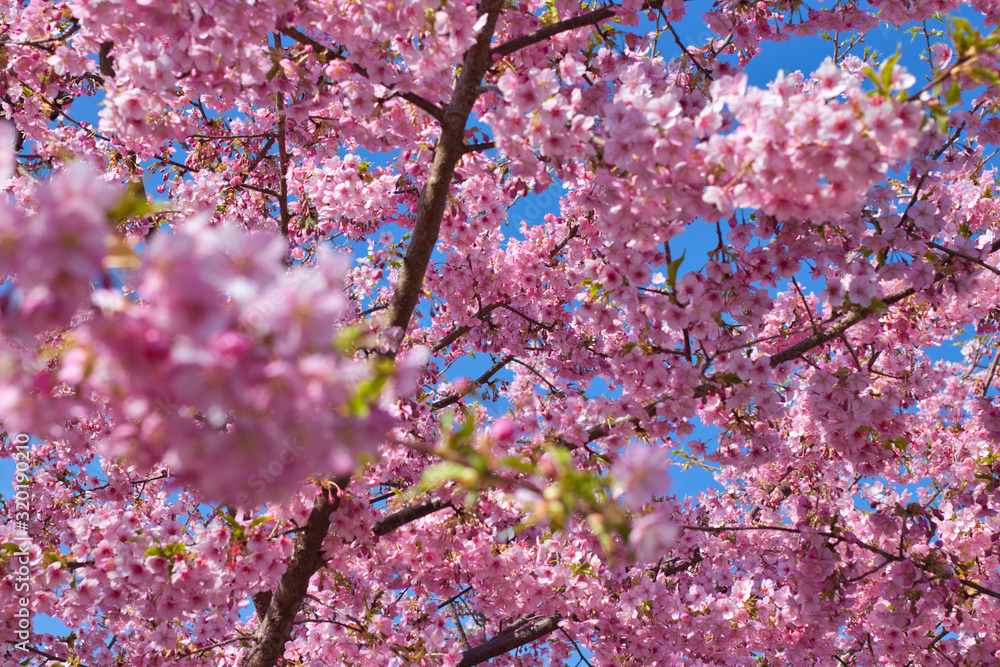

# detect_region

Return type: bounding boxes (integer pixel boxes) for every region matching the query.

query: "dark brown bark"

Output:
[99,41,116,78]
[240,480,346,667]
[245,495,454,653]
[432,304,501,352]
[383,0,504,357]
[491,7,616,57]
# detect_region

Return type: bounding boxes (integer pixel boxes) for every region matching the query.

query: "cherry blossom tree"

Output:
[2,0,1000,665]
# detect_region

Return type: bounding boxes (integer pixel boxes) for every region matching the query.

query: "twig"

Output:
[431,355,514,410]
[982,347,1000,397]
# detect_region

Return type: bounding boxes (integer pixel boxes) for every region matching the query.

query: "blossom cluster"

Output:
[0,152,415,505]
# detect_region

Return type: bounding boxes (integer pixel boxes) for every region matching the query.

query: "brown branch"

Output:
[492,7,617,57]
[245,136,277,175]
[240,479,347,667]
[384,0,505,357]
[684,524,1000,601]
[391,91,447,122]
[235,182,281,198]
[279,26,442,121]
[790,276,820,333]
[664,20,712,79]
[372,497,452,536]
[511,357,562,395]
[491,1,667,57]
[431,354,514,410]
[982,347,1000,397]
[9,644,86,667]
[99,40,115,78]
[252,591,272,622]
[959,577,1000,601]
[448,602,472,651]
[175,636,250,658]
[464,141,495,154]
[66,559,95,571]
[569,239,1000,448]
[927,240,1000,276]
[456,615,562,667]
[496,303,554,330]
[548,224,579,261]
[438,586,474,609]
[432,304,501,352]
[766,289,915,367]
[190,132,274,140]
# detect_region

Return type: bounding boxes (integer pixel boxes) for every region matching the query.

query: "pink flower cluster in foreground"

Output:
[0,155,423,504]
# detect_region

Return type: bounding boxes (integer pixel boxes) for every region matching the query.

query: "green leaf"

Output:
[348,374,389,416]
[932,106,950,135]
[332,325,362,354]
[881,48,902,89]
[451,404,476,445]
[972,67,1000,87]
[420,461,476,489]
[107,183,152,221]
[868,297,889,312]
[949,17,974,53]
[667,250,686,289]
[863,69,885,95]
[248,516,274,530]
[945,80,962,106]
[500,456,536,474]
[950,17,974,40]
[146,542,187,559]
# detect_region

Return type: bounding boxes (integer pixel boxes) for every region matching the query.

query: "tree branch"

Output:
[492,7,617,57]
[571,239,1000,447]
[463,140,495,154]
[491,1,666,57]
[431,354,514,410]
[433,304,501,352]
[279,26,443,121]
[240,479,347,667]
[372,497,452,536]
[273,53,291,238]
[456,614,562,667]
[684,524,1000,601]
[383,0,505,356]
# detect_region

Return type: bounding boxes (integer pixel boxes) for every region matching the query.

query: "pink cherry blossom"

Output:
[1,1,1000,666]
